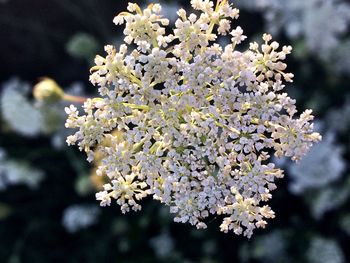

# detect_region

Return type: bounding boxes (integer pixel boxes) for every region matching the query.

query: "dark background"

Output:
[0,1,349,262]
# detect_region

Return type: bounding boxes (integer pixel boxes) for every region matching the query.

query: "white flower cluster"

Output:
[62,204,100,233]
[65,1,321,237]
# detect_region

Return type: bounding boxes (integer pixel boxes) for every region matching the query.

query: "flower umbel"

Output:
[65,0,321,238]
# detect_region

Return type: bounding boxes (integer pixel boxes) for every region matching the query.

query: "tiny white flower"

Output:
[230,26,247,44]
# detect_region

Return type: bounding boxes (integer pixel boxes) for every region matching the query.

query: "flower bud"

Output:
[33,78,64,103]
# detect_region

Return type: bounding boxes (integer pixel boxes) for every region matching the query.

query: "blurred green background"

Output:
[0,0,350,262]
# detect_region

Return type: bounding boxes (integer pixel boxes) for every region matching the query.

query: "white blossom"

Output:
[230,26,246,44]
[66,1,321,238]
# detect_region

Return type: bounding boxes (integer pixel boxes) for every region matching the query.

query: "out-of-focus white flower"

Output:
[239,0,350,62]
[339,214,350,236]
[288,132,344,194]
[307,237,345,263]
[254,231,287,262]
[329,40,350,75]
[0,149,44,190]
[239,230,289,263]
[325,101,350,133]
[150,230,174,258]
[1,77,86,149]
[0,79,44,137]
[0,149,5,161]
[309,183,350,219]
[62,204,100,233]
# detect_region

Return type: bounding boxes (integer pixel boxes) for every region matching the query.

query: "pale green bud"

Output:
[33,78,64,103]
